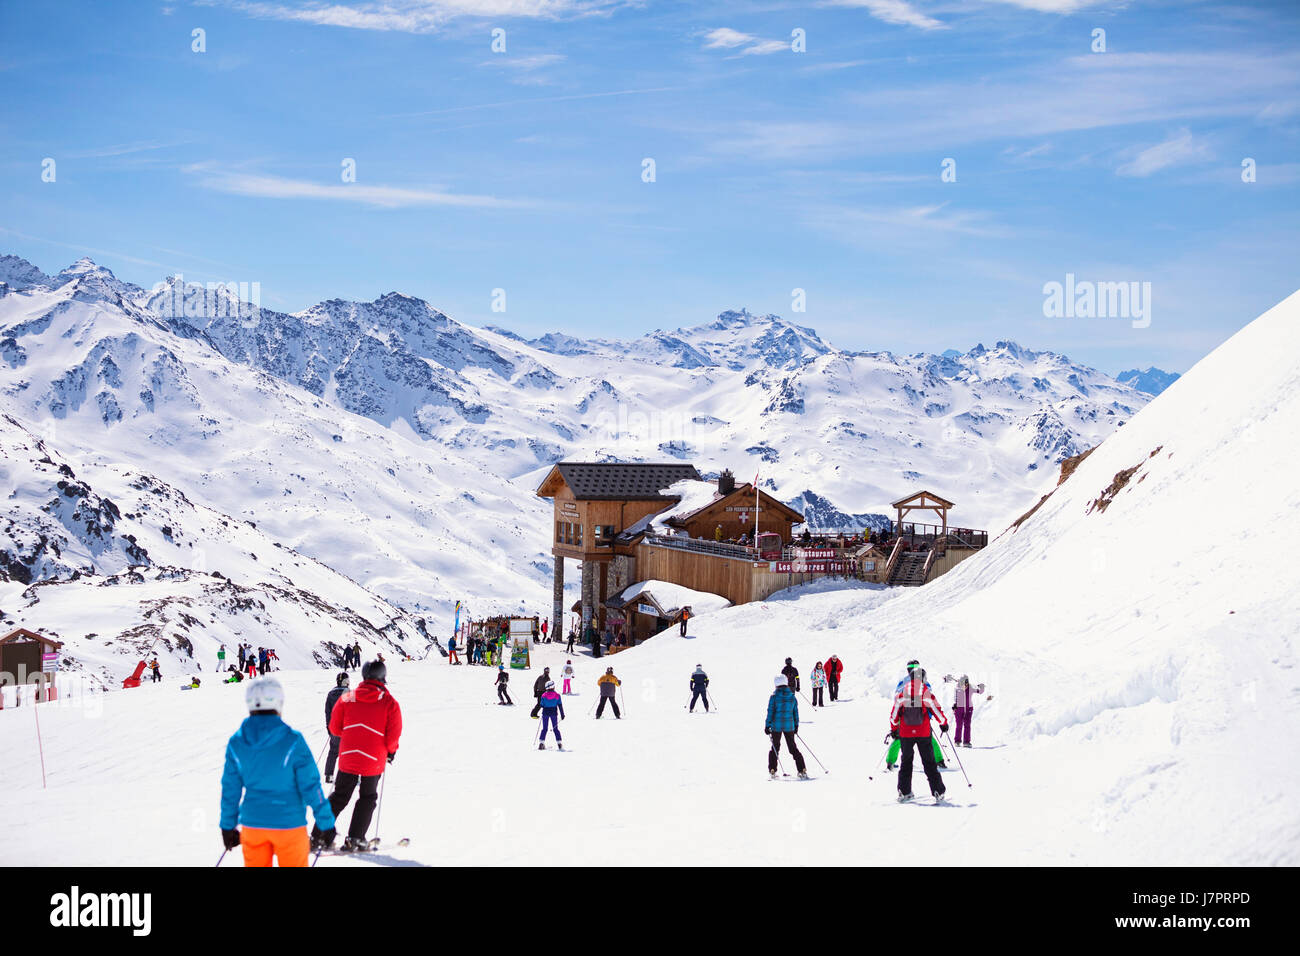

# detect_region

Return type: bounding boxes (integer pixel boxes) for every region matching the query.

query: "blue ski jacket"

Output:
[766,686,799,733]
[220,714,336,832]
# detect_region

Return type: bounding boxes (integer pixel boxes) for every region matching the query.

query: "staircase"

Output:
[889,550,931,587]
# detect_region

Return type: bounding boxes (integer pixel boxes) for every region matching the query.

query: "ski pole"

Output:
[943,729,972,787]
[619,685,627,717]
[768,737,787,776]
[796,734,829,774]
[867,736,893,782]
[373,770,387,843]
[315,740,328,766]
[531,719,542,747]
[215,848,229,868]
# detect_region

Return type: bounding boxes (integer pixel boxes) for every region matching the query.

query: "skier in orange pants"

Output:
[220,677,336,866]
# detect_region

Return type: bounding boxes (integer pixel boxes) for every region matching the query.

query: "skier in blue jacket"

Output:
[219,676,337,866]
[765,674,808,780]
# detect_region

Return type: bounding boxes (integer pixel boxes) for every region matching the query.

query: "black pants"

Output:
[324,734,341,779]
[567,637,575,653]
[828,677,839,701]
[317,772,381,841]
[899,736,945,797]
[680,620,687,636]
[768,732,806,774]
[812,686,824,706]
[151,669,160,682]
[498,685,512,704]
[530,696,543,717]
[596,696,620,718]
[689,689,708,712]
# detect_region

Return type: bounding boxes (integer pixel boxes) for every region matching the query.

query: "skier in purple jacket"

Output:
[538,681,565,750]
[942,673,987,747]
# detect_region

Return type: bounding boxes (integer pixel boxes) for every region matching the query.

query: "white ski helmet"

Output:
[774,674,787,688]
[246,676,285,713]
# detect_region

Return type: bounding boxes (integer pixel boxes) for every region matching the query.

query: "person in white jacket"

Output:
[561,660,576,695]
[942,673,988,747]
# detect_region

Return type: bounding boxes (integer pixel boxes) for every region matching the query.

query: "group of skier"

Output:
[219,658,404,866]
[216,632,990,866]
[449,630,506,666]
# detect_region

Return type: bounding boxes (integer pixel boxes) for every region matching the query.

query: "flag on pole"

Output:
[454,600,462,639]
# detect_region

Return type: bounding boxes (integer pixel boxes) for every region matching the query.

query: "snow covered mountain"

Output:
[1117,366,1181,396]
[0,413,436,689]
[1,253,1152,619]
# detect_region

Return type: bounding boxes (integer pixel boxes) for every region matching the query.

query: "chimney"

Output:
[718,469,736,496]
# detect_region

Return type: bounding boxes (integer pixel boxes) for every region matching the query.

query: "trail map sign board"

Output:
[509,617,532,670]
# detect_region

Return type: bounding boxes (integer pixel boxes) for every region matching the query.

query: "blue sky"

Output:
[1,0,1297,374]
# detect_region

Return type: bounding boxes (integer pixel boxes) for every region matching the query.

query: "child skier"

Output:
[943,673,988,747]
[562,660,575,695]
[537,680,565,749]
[596,667,621,718]
[220,676,337,866]
[889,669,948,804]
[689,664,710,712]
[766,675,808,779]
[810,662,826,707]
[496,664,513,705]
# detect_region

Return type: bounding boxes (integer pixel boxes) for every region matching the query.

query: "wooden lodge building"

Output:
[536,461,988,640]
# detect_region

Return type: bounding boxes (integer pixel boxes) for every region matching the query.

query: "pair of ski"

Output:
[768,772,812,781]
[321,836,411,855]
[897,793,953,806]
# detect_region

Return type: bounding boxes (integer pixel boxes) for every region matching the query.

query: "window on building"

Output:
[575,523,583,547]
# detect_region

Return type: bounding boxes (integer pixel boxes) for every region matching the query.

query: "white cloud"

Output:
[185,165,532,209]
[702,27,788,56]
[217,0,615,34]
[828,0,945,31]
[1116,129,1213,177]
[982,0,1104,12]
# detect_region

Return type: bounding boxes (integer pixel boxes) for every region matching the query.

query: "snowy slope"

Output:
[0,289,1289,866]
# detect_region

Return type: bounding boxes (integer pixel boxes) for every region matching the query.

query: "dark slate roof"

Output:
[555,462,700,501]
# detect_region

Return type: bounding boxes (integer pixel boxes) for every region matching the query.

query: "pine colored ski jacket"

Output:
[765,686,800,733]
[328,679,402,777]
[220,714,335,832]
[890,679,948,739]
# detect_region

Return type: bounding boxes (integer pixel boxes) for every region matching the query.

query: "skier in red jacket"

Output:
[889,669,948,804]
[823,654,844,701]
[311,659,402,852]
